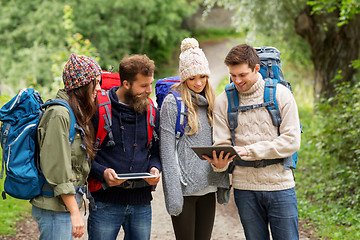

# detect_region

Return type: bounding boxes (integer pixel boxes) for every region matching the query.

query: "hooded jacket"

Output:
[90,87,161,205]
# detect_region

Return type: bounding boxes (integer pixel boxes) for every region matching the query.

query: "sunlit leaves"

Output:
[308,0,360,26]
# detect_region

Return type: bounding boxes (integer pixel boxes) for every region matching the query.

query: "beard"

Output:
[124,88,150,114]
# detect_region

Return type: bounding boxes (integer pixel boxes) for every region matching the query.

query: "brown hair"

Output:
[67,79,98,161]
[119,54,155,85]
[172,77,215,135]
[224,44,260,71]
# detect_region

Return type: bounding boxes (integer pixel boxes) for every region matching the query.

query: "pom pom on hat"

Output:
[179,38,210,82]
[181,38,199,53]
[63,54,102,91]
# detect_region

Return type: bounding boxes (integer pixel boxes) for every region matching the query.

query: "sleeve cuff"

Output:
[211,162,230,172]
[53,183,76,197]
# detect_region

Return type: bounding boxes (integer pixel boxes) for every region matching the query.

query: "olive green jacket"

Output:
[30,90,90,212]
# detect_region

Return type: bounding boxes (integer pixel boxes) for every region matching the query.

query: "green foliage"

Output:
[38,4,101,100]
[0,0,198,96]
[70,0,197,72]
[315,80,360,166]
[290,77,360,238]
[0,0,66,96]
[203,0,307,40]
[193,28,243,42]
[308,0,360,26]
[296,109,360,238]
[203,0,360,101]
[215,76,229,96]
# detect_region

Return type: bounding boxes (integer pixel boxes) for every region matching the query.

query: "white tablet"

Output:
[191,145,241,161]
[116,173,157,180]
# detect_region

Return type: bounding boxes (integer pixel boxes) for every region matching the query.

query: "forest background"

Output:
[0,0,359,239]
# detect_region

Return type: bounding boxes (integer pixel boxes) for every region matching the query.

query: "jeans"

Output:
[87,200,152,240]
[234,188,299,240]
[32,205,73,240]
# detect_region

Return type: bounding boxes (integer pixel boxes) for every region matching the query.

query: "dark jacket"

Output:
[90,87,161,205]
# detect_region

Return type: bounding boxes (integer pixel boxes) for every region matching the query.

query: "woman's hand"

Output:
[70,211,84,238]
[61,194,84,239]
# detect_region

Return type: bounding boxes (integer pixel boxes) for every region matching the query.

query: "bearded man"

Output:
[88,54,161,240]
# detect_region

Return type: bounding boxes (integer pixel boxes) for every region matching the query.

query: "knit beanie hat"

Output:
[62,54,102,91]
[179,38,210,82]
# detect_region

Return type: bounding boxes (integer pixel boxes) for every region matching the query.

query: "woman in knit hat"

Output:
[160,38,231,240]
[31,54,101,240]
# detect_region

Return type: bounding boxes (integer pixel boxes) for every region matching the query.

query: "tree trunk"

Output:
[294,6,360,100]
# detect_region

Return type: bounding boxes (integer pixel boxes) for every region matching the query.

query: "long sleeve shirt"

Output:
[213,73,301,191]
[31,89,90,212]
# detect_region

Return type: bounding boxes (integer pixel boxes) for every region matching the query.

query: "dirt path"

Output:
[1,181,312,239]
[1,178,245,240]
[201,39,239,89]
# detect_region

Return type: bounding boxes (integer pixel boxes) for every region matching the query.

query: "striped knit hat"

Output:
[179,38,210,82]
[62,54,102,91]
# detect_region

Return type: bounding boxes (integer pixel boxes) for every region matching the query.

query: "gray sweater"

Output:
[160,91,230,216]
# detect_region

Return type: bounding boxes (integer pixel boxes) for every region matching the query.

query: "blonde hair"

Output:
[172,77,215,135]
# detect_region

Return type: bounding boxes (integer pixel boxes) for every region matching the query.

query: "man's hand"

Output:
[103,168,126,187]
[203,150,236,169]
[145,167,160,186]
[234,146,248,157]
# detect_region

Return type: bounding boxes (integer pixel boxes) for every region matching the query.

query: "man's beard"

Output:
[124,88,150,114]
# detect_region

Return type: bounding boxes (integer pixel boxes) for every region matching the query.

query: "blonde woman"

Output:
[160,38,230,240]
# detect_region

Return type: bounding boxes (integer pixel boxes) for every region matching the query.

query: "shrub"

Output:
[315,80,360,167]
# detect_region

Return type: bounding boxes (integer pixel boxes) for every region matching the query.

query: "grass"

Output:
[0,165,32,235]
[193,28,244,43]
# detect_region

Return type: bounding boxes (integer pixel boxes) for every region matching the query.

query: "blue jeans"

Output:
[234,188,299,240]
[87,200,152,240]
[32,205,73,240]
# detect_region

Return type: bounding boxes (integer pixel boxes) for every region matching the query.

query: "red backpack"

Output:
[88,71,157,192]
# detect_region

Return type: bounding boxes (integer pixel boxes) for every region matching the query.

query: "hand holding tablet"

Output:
[116,172,157,180]
[191,145,241,161]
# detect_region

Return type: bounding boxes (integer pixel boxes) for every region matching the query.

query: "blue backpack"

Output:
[225,46,302,170]
[0,88,76,200]
[155,76,187,138]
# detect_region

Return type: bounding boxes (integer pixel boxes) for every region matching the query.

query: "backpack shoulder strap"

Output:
[264,78,281,127]
[42,99,76,144]
[169,91,187,139]
[225,83,239,146]
[95,89,114,148]
[40,98,78,197]
[146,98,157,147]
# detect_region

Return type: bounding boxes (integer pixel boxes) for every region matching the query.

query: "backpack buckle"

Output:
[254,160,265,168]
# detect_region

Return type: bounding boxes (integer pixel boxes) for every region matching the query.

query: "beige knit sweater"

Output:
[213,73,301,191]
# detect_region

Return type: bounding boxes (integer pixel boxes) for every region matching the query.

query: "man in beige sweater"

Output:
[204,44,301,239]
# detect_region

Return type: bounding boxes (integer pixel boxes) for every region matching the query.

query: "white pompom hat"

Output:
[179,38,210,82]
